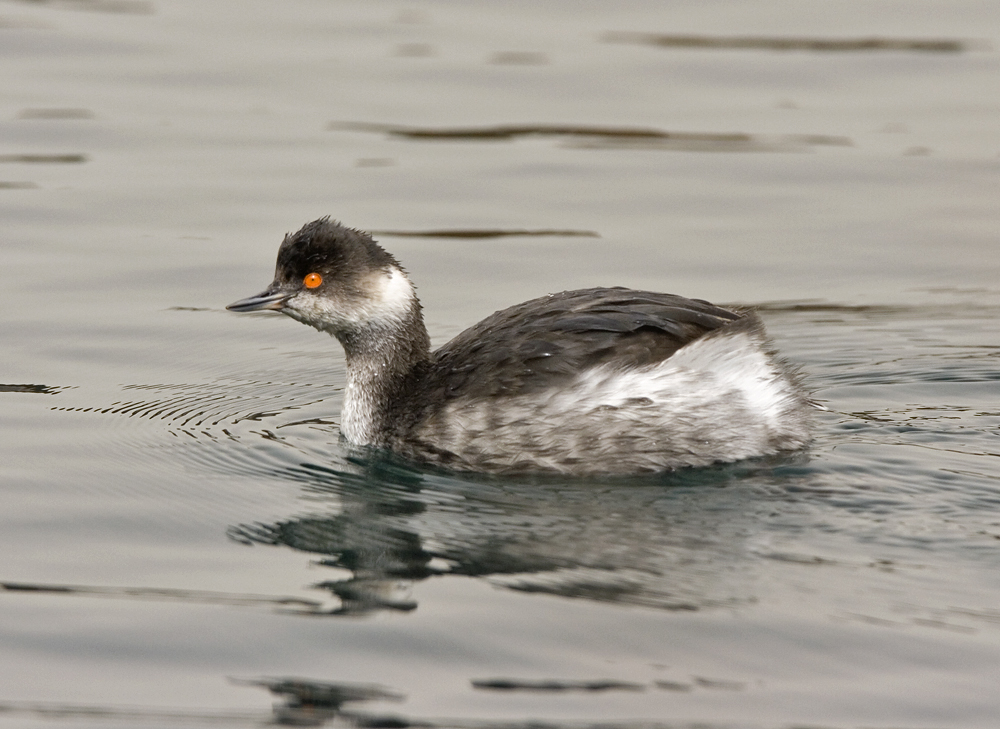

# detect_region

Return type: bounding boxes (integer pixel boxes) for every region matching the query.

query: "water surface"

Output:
[1,1,999,727]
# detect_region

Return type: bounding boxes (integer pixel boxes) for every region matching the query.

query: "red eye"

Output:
[304,272,323,289]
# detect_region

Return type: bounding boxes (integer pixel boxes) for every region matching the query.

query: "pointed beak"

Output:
[226,285,292,312]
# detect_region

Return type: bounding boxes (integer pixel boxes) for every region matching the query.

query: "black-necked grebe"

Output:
[227,218,812,475]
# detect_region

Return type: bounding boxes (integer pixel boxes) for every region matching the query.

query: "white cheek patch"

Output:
[374,268,416,319]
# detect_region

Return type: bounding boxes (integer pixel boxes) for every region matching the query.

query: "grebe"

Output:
[227,218,812,475]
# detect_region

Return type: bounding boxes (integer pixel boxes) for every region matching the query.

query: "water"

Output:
[1,1,999,727]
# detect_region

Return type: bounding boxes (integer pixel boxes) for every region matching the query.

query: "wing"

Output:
[421,287,741,401]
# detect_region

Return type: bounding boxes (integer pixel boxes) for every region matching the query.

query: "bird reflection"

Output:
[228,452,804,615]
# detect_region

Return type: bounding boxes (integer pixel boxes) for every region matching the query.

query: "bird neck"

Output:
[335,305,431,446]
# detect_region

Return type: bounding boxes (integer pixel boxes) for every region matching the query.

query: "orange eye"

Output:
[303,272,323,289]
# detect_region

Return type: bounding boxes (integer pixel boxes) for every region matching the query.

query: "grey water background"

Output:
[2,1,999,727]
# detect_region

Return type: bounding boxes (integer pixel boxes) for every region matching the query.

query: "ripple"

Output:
[51,378,339,430]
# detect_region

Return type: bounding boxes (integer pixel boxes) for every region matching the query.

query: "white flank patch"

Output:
[667,331,788,427]
[547,361,700,415]
[533,330,791,430]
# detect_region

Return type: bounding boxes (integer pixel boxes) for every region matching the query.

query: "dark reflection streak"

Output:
[754,301,913,313]
[371,229,600,239]
[602,31,971,53]
[692,676,746,691]
[568,139,761,153]
[4,0,154,15]
[274,417,338,429]
[0,383,60,394]
[332,121,681,140]
[17,108,94,120]
[473,678,645,692]
[0,702,260,725]
[654,681,693,692]
[234,676,404,708]
[0,698,793,729]
[0,581,326,611]
[929,344,1000,351]
[332,122,851,151]
[0,154,87,164]
[489,51,549,65]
